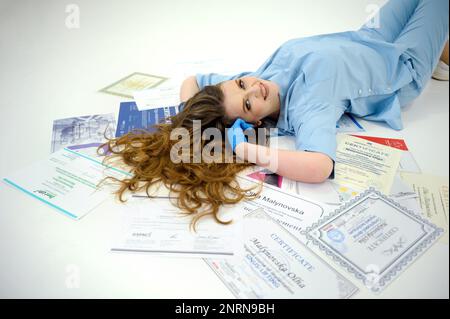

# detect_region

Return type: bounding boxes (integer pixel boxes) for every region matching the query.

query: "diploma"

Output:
[99,72,168,98]
[51,113,116,153]
[205,208,358,298]
[236,175,331,237]
[133,78,181,110]
[303,188,443,292]
[400,172,449,243]
[111,198,243,259]
[333,134,402,194]
[3,148,131,220]
[351,135,421,173]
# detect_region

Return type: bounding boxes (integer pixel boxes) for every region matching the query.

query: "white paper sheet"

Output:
[111,197,243,259]
[3,148,130,220]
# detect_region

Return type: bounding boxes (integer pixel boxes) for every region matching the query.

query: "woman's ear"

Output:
[255,120,263,127]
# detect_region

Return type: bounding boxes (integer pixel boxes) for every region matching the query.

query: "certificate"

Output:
[51,113,116,153]
[115,101,178,137]
[111,198,243,259]
[132,174,332,240]
[303,188,443,292]
[236,175,331,237]
[205,208,359,298]
[133,78,181,110]
[400,172,449,243]
[100,72,168,98]
[351,135,421,173]
[3,148,131,220]
[333,134,402,194]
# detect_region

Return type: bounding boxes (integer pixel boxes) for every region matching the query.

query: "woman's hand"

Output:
[227,118,254,152]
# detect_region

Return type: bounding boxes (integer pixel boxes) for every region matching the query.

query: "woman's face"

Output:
[219,76,281,124]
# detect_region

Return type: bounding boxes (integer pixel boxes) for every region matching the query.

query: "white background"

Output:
[0,0,448,298]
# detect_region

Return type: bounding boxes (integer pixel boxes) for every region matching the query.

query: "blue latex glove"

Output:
[227,118,254,152]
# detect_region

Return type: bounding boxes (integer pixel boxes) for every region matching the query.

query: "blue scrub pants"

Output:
[358,0,449,106]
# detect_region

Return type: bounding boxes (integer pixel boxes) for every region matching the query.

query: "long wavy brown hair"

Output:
[99,84,262,230]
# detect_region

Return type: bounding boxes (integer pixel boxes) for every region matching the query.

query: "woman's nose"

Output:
[248,83,262,98]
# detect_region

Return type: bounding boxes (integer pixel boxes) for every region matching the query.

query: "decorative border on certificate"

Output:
[302,188,443,293]
[205,208,359,299]
[99,72,168,98]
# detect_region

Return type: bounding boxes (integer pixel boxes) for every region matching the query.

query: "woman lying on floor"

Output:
[102,0,449,227]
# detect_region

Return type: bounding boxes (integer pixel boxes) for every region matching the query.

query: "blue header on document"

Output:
[115,101,179,137]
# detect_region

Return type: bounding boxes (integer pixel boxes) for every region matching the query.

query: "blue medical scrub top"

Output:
[196,30,419,161]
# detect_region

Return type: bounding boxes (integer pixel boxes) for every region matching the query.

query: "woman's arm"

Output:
[235,142,334,183]
[180,76,200,102]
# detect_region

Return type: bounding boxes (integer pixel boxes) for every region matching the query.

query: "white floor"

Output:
[0,0,448,298]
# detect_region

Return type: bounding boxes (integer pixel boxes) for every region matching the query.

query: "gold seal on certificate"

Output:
[303,188,444,292]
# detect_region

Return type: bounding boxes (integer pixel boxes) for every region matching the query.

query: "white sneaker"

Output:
[432,60,449,81]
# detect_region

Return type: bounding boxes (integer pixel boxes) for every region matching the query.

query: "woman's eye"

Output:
[239,79,245,89]
[245,100,251,111]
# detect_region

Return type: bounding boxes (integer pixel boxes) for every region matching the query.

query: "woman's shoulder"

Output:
[277,36,315,50]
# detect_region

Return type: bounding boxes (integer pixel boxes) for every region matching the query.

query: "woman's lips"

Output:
[260,82,269,100]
